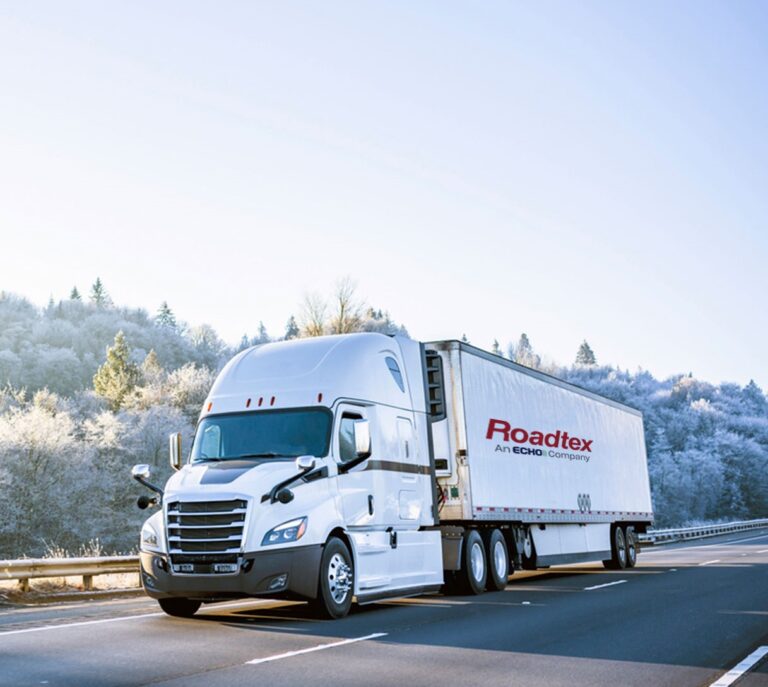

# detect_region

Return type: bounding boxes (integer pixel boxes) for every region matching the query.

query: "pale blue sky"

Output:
[1,2,767,387]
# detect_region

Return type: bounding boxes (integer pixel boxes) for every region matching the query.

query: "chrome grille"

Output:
[166,499,247,574]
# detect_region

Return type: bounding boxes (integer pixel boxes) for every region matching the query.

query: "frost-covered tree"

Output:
[89,277,111,308]
[359,308,409,337]
[156,301,177,330]
[514,333,541,369]
[93,331,141,411]
[284,315,299,340]
[492,340,502,356]
[576,340,597,365]
[329,277,363,334]
[300,293,328,338]
[461,334,469,343]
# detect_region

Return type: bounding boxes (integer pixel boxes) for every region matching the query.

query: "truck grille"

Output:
[166,499,247,574]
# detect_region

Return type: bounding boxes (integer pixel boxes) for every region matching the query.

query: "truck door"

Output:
[334,403,378,528]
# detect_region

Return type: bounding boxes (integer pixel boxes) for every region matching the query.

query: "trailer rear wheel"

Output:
[625,527,637,568]
[521,528,537,570]
[603,525,627,570]
[158,597,201,618]
[455,529,487,595]
[483,529,509,591]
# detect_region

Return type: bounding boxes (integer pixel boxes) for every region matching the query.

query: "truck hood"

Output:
[164,459,301,497]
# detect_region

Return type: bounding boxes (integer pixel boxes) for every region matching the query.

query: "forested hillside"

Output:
[0,283,765,557]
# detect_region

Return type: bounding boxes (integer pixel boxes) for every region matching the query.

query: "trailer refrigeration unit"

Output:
[132,334,653,619]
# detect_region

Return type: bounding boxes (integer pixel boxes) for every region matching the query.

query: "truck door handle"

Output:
[368,494,374,515]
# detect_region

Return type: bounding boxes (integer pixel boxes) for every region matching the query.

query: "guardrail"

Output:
[0,555,139,592]
[638,519,768,546]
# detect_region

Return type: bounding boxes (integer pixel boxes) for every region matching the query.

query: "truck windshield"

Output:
[190,408,332,463]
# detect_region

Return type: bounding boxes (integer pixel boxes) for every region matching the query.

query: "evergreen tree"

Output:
[256,321,269,343]
[576,340,597,365]
[461,333,469,343]
[237,334,252,352]
[141,349,164,385]
[89,278,111,308]
[156,301,177,330]
[69,287,81,301]
[514,333,541,369]
[93,331,141,410]
[491,340,502,356]
[284,315,299,340]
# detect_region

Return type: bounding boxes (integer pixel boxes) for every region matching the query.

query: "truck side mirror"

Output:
[353,419,372,459]
[296,455,316,472]
[169,432,182,471]
[132,464,151,481]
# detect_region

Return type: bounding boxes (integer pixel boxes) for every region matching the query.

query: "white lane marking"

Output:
[0,612,163,637]
[642,532,768,556]
[700,560,721,566]
[670,568,678,572]
[709,646,768,686]
[758,549,768,554]
[584,580,627,591]
[247,632,387,665]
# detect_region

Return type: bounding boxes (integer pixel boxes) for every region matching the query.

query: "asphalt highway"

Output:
[2,530,768,687]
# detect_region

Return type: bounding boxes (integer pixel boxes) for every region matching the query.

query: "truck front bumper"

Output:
[139,544,322,601]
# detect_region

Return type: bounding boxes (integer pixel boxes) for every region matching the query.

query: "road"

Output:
[2,530,768,687]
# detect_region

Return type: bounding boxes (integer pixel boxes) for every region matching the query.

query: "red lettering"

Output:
[568,437,581,450]
[544,431,561,448]
[486,419,510,441]
[529,431,544,445]
[581,439,593,452]
[511,428,529,443]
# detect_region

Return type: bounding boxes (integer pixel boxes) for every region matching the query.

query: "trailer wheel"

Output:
[158,597,201,618]
[309,537,354,619]
[521,528,537,570]
[625,527,637,568]
[483,529,509,591]
[603,525,628,570]
[455,529,487,595]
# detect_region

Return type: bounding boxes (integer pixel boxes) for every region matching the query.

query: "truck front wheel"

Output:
[309,537,354,619]
[158,597,201,618]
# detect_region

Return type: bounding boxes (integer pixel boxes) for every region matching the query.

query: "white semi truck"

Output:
[132,334,653,618]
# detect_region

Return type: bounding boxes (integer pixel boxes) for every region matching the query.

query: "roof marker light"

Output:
[317,393,323,403]
[258,397,263,407]
[270,396,276,406]
[207,402,213,412]
[246,398,251,408]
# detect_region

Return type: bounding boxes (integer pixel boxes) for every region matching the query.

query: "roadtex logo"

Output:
[486,418,593,463]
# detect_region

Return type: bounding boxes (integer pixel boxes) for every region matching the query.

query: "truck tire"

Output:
[521,528,537,570]
[625,526,637,568]
[309,537,354,619]
[158,597,201,618]
[483,529,509,591]
[603,525,627,570]
[455,529,487,595]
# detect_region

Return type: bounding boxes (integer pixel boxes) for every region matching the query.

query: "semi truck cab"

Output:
[135,333,444,618]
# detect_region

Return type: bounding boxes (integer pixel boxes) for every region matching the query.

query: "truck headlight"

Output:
[141,521,161,551]
[262,517,307,546]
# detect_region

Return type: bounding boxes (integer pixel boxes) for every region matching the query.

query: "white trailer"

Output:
[426,340,653,593]
[132,334,652,619]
